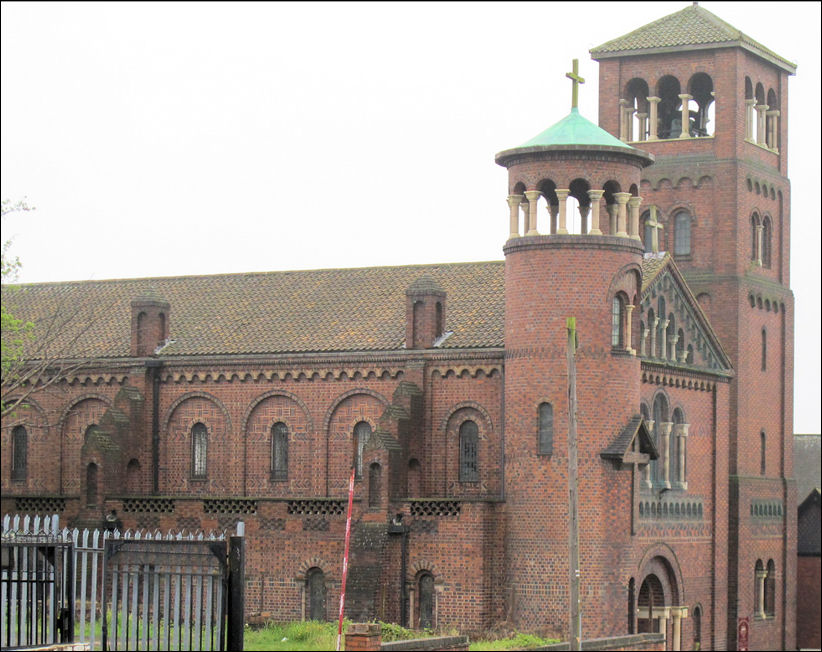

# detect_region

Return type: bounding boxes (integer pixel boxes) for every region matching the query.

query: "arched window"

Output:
[764,560,776,616]
[136,311,147,352]
[692,605,702,648]
[652,394,669,485]
[761,328,767,371]
[126,459,141,494]
[353,421,372,479]
[762,216,772,268]
[272,422,288,481]
[11,425,27,481]
[673,211,691,255]
[687,72,714,137]
[86,462,98,507]
[459,420,479,482]
[641,211,653,253]
[760,430,766,476]
[755,559,765,615]
[368,462,382,508]
[191,422,208,478]
[418,572,435,630]
[407,458,421,497]
[672,408,686,486]
[538,402,554,456]
[676,328,685,363]
[666,314,676,360]
[656,75,682,139]
[751,213,761,262]
[612,294,626,348]
[627,578,636,634]
[307,568,326,621]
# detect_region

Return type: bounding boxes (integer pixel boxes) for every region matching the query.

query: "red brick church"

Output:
[1,5,797,650]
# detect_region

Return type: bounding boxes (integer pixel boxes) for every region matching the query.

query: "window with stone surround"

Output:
[673,211,691,256]
[764,560,776,617]
[353,421,371,479]
[762,215,772,268]
[612,294,626,349]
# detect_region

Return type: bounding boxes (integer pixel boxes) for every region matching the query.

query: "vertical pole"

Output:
[227,532,245,652]
[336,467,356,652]
[566,317,582,651]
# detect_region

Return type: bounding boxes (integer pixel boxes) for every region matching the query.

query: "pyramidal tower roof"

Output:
[590,2,796,73]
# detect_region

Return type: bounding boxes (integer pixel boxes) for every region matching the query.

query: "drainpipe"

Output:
[146,359,162,494]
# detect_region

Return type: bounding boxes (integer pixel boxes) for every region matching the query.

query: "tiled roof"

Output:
[640,252,670,292]
[2,262,506,359]
[601,415,658,461]
[590,4,795,73]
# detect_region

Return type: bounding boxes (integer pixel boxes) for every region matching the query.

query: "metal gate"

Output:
[101,538,228,651]
[1,529,74,648]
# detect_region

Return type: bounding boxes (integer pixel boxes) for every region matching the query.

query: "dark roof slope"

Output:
[2,263,505,358]
[590,4,796,73]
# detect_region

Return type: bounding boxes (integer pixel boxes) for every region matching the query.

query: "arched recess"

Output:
[59,394,112,494]
[602,180,622,235]
[635,547,686,640]
[687,72,714,136]
[243,389,314,494]
[4,396,49,488]
[656,75,682,139]
[536,179,558,234]
[443,401,494,491]
[295,557,335,622]
[164,391,232,494]
[625,77,650,141]
[568,178,591,234]
[323,389,389,495]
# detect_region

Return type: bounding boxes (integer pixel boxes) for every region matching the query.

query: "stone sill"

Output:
[745,139,779,154]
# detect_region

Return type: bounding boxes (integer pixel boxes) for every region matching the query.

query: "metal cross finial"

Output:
[566,59,585,110]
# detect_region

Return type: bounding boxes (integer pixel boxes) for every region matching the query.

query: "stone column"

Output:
[520,198,530,235]
[643,419,654,489]
[614,192,631,237]
[755,104,768,144]
[626,106,636,142]
[756,568,768,618]
[660,422,673,488]
[745,98,756,140]
[524,190,542,236]
[647,96,660,140]
[606,203,619,235]
[587,189,604,235]
[669,332,679,362]
[766,109,780,151]
[678,94,693,138]
[625,304,635,355]
[636,112,648,141]
[677,424,689,488]
[678,343,688,363]
[639,323,648,357]
[659,319,669,360]
[671,607,688,652]
[650,317,659,359]
[656,608,670,647]
[619,99,630,141]
[555,189,570,234]
[548,203,559,234]
[507,194,523,239]
[578,203,590,235]
[628,196,643,240]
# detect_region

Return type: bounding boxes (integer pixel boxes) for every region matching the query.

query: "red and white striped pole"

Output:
[336,466,356,651]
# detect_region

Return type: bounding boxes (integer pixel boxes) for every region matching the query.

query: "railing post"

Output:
[227,528,245,652]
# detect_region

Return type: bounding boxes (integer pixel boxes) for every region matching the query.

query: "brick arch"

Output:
[57,393,112,434]
[408,559,438,583]
[321,388,390,435]
[441,401,494,438]
[637,542,685,605]
[241,389,314,436]
[607,262,642,305]
[295,556,335,582]
[163,391,233,436]
[3,394,49,434]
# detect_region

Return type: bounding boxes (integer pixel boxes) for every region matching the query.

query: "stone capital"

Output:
[627,196,643,209]
[587,189,604,201]
[678,93,693,101]
[647,96,661,104]
[660,421,674,436]
[524,190,542,202]
[507,194,523,208]
[554,189,570,201]
[614,192,631,205]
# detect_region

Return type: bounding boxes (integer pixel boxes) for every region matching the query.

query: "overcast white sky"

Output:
[2,2,819,433]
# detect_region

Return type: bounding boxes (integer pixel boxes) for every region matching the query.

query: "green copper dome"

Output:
[519,107,634,149]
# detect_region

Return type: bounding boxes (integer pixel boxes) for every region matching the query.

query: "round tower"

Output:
[496,70,654,634]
